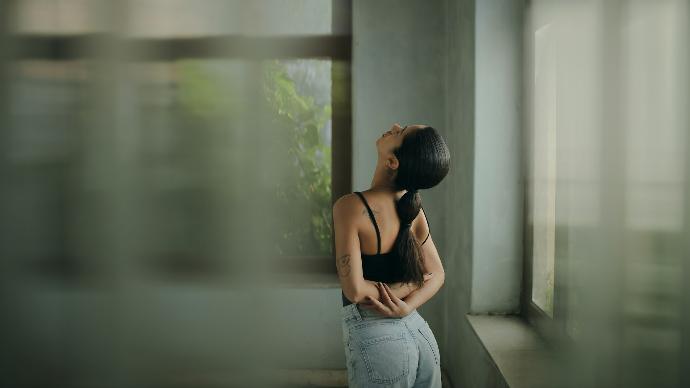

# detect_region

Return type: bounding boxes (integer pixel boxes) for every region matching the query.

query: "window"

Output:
[523,6,687,377]
[524,0,560,332]
[2,0,352,283]
[529,21,557,318]
[523,0,603,339]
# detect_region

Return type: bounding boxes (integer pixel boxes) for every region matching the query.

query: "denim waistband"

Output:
[341,302,424,326]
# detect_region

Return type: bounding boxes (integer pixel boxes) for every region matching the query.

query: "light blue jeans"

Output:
[341,303,442,387]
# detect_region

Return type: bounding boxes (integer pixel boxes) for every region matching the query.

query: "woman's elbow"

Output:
[351,289,370,304]
[343,287,362,304]
[348,285,373,304]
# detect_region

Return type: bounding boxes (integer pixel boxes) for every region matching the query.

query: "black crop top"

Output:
[341,191,431,306]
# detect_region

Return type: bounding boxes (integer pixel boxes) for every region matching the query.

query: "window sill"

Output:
[466,314,555,388]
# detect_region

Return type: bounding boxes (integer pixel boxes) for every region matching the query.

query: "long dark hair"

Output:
[392,126,450,288]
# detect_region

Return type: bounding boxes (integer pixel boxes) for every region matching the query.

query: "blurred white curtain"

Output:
[527,1,689,387]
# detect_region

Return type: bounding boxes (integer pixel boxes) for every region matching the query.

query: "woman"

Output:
[333,123,451,387]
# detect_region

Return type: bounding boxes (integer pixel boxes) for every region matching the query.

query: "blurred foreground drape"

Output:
[526,1,690,387]
[0,1,344,387]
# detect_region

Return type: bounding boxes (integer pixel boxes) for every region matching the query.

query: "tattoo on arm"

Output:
[337,254,352,278]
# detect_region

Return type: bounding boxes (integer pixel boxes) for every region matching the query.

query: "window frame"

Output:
[2,0,352,279]
[520,0,569,344]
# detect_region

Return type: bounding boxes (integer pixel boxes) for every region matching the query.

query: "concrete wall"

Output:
[443,0,524,386]
[352,1,524,387]
[0,0,526,385]
[441,0,478,386]
[351,0,448,330]
[471,0,524,314]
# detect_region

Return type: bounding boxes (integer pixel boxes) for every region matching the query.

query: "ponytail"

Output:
[390,125,450,286]
[393,188,425,288]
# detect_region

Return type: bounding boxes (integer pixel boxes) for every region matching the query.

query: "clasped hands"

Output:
[359,273,434,318]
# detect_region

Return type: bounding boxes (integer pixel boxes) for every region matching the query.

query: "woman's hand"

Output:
[360,282,412,318]
[360,274,434,318]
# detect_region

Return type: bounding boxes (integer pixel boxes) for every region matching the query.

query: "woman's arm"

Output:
[364,280,414,299]
[363,213,445,315]
[345,280,418,303]
[334,194,400,304]
[335,195,444,306]
[364,280,422,300]
[402,234,445,309]
[357,276,434,307]
[333,194,368,303]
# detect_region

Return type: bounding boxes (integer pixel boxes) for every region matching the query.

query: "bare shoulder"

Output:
[332,193,360,221]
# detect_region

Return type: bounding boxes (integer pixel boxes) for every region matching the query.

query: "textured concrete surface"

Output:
[467,315,555,388]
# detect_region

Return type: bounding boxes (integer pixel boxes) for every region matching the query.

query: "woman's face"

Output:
[376,123,425,157]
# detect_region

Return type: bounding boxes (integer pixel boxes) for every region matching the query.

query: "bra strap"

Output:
[354,191,381,254]
[420,205,431,246]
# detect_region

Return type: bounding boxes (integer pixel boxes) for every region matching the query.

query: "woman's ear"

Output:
[386,156,400,171]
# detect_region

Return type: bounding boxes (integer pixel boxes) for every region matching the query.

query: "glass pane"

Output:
[1,57,334,285]
[263,59,333,257]
[530,22,556,317]
[128,59,333,265]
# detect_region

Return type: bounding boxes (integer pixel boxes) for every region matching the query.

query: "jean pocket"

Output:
[358,331,409,384]
[417,323,440,366]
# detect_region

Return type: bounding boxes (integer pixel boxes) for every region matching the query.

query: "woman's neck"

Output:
[369,161,403,194]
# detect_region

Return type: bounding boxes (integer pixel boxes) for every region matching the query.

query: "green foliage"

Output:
[171,59,333,258]
[261,60,333,256]
[176,60,243,120]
